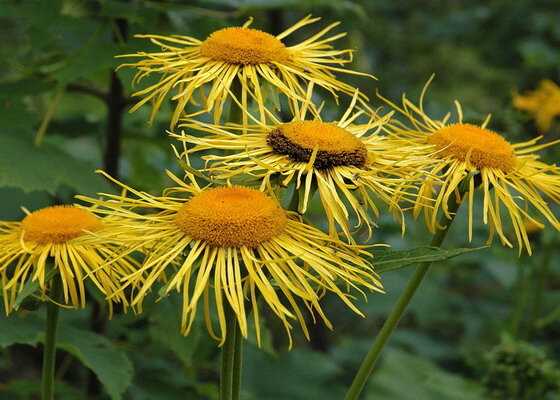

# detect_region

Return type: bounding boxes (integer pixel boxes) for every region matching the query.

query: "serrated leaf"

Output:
[372,246,486,274]
[0,135,111,195]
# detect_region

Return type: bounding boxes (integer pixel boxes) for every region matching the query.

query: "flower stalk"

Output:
[42,276,62,400]
[344,177,471,400]
[219,81,244,400]
[220,304,243,400]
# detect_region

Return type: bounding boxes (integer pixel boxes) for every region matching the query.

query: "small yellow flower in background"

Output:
[118,15,373,128]
[172,91,431,242]
[513,80,560,133]
[382,83,560,255]
[0,206,138,315]
[79,171,383,347]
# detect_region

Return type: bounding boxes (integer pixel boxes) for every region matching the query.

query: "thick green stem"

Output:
[42,278,62,400]
[510,257,529,338]
[35,86,64,147]
[219,80,244,400]
[220,306,243,400]
[229,79,243,126]
[529,242,551,336]
[231,319,243,400]
[344,182,468,400]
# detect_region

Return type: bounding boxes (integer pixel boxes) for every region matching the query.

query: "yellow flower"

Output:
[0,206,138,315]
[171,91,431,242]
[79,172,383,347]
[382,82,560,255]
[118,15,373,128]
[513,80,560,132]
[524,219,543,235]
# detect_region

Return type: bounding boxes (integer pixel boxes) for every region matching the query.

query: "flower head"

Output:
[79,172,383,347]
[174,186,287,247]
[118,15,373,128]
[427,123,516,171]
[0,205,137,315]
[382,81,560,254]
[513,80,560,133]
[199,27,291,65]
[172,91,431,241]
[267,120,368,169]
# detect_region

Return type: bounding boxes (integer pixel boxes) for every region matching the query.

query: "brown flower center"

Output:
[267,121,368,169]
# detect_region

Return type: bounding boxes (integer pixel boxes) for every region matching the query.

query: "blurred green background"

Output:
[1,0,559,399]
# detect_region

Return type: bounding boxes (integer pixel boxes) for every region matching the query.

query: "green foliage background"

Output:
[0,0,559,399]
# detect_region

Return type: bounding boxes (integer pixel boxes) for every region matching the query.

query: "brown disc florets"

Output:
[267,121,368,169]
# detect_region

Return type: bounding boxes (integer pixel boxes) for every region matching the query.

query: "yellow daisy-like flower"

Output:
[118,15,373,128]
[513,80,560,133]
[79,172,383,347]
[171,92,430,241]
[381,84,560,255]
[0,205,138,315]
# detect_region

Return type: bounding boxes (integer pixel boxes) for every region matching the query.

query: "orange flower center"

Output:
[267,120,368,169]
[174,187,287,248]
[428,123,516,171]
[200,27,290,65]
[22,206,102,244]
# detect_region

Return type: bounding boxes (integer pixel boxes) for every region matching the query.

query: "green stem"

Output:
[510,257,529,338]
[344,181,468,400]
[219,79,244,400]
[287,184,300,212]
[229,79,243,126]
[35,86,65,147]
[220,306,243,400]
[232,319,243,400]
[42,277,62,400]
[529,241,551,336]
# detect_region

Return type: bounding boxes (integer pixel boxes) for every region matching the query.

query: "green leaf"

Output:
[57,326,133,400]
[244,345,344,400]
[0,135,111,195]
[0,378,84,400]
[0,78,56,101]
[373,246,486,274]
[53,39,121,84]
[367,348,485,400]
[148,296,201,368]
[0,187,51,220]
[0,314,133,400]
[0,98,38,134]
[0,314,43,348]
[13,269,58,311]
[537,305,560,329]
